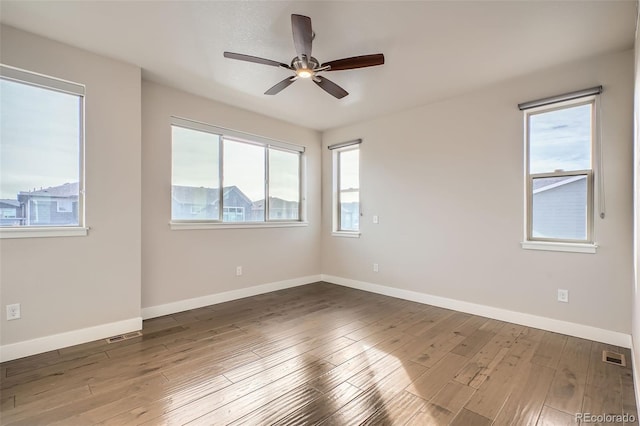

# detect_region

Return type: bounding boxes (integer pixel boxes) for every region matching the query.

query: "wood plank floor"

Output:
[0,282,637,425]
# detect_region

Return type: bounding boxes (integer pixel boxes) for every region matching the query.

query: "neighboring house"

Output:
[251,197,299,221]
[0,199,22,226]
[172,185,255,222]
[532,175,587,240]
[340,202,359,231]
[16,182,79,226]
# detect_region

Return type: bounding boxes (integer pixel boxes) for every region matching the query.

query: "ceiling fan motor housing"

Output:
[292,56,320,78]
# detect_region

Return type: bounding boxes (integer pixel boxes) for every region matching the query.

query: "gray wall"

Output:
[0,25,142,346]
[322,49,633,334]
[141,81,322,310]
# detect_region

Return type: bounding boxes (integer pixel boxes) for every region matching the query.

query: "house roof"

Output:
[18,182,79,198]
[172,185,252,205]
[252,197,298,209]
[532,175,586,194]
[0,199,20,207]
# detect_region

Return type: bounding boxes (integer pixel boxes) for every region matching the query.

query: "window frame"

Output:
[0,64,87,239]
[332,144,360,237]
[523,95,597,251]
[170,117,306,229]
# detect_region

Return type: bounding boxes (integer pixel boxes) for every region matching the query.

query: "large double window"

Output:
[0,65,85,234]
[171,118,303,225]
[522,88,599,249]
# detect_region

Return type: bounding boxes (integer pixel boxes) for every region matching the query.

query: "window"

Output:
[1,208,17,219]
[171,117,304,226]
[0,65,85,232]
[523,94,597,246]
[223,206,245,222]
[330,140,361,234]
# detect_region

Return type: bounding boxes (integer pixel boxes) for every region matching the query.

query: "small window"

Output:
[0,65,85,229]
[170,117,304,225]
[525,98,595,243]
[1,208,17,219]
[332,143,360,233]
[223,206,245,222]
[57,200,73,213]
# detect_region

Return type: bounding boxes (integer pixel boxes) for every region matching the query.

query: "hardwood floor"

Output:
[0,282,637,425]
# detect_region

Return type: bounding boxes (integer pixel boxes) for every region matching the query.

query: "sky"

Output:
[529,103,591,174]
[1,79,81,199]
[172,126,300,202]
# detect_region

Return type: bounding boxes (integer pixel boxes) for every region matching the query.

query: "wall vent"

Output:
[105,331,142,344]
[602,350,626,367]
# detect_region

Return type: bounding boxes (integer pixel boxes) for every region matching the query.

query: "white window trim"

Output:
[0,64,86,238]
[520,241,597,254]
[332,144,360,236]
[170,221,308,230]
[522,95,598,253]
[0,227,88,239]
[331,231,361,238]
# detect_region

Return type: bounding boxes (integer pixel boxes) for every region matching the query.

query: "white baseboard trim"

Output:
[0,317,142,362]
[142,274,322,320]
[322,274,631,348]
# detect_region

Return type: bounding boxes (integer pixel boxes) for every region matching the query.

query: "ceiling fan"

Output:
[223,14,385,99]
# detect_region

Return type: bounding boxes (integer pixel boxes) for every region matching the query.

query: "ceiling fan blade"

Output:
[265,76,297,95]
[291,14,313,64]
[322,54,385,71]
[313,76,348,99]
[224,52,291,69]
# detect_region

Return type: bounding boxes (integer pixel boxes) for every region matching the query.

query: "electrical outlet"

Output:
[373,263,379,272]
[236,266,242,276]
[6,303,20,320]
[557,289,569,303]
[373,215,379,224]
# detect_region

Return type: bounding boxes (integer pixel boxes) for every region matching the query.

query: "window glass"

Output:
[268,148,300,221]
[223,139,265,222]
[531,175,588,240]
[529,103,591,174]
[0,78,82,227]
[338,147,359,232]
[171,127,220,221]
[170,120,303,225]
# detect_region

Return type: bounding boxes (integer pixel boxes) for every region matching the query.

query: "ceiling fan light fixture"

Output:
[296,68,313,78]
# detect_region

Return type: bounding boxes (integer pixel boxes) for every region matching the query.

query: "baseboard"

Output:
[322,274,631,348]
[142,274,322,320]
[0,317,142,362]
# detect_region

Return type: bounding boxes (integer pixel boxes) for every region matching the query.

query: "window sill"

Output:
[521,241,597,254]
[170,221,308,231]
[332,231,361,238]
[0,226,89,239]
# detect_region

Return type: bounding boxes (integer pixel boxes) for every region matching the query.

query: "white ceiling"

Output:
[0,1,636,131]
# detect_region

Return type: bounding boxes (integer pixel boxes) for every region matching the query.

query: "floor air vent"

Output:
[602,350,626,367]
[106,331,142,344]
